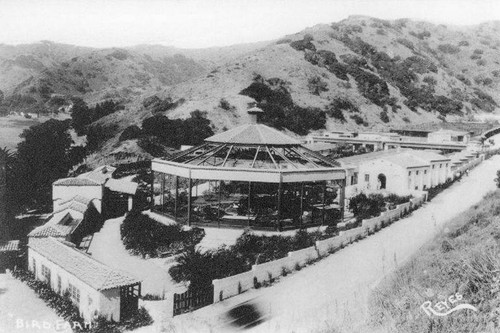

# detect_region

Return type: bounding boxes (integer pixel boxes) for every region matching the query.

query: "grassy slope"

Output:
[369,189,500,333]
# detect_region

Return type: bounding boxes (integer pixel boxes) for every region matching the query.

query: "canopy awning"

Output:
[152,159,345,183]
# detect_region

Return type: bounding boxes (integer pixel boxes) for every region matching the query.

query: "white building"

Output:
[53,178,104,213]
[53,165,138,217]
[28,237,141,322]
[428,129,471,144]
[29,195,103,246]
[403,150,451,187]
[338,149,451,196]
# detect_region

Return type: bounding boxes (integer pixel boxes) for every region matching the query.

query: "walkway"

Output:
[0,273,72,333]
[88,217,179,297]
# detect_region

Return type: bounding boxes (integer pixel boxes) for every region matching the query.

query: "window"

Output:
[68,283,80,304]
[424,170,427,174]
[57,276,62,294]
[32,258,37,276]
[440,164,442,168]
[408,171,411,176]
[446,163,448,168]
[416,170,419,175]
[351,172,358,185]
[364,174,369,182]
[41,265,51,284]
[432,165,435,169]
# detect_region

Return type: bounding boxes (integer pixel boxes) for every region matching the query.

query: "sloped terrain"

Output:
[0,41,206,114]
[2,17,500,163]
[110,16,500,144]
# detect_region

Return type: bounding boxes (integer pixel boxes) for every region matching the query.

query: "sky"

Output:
[0,0,499,49]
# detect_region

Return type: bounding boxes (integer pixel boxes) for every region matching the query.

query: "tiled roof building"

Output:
[28,237,141,322]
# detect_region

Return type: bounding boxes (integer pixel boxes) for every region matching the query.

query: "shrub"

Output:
[218,98,235,111]
[438,44,460,54]
[422,75,437,86]
[329,63,349,81]
[396,38,415,50]
[402,116,410,123]
[477,59,487,66]
[119,125,142,141]
[346,66,391,107]
[290,34,316,52]
[409,30,431,39]
[350,114,368,126]
[385,193,412,205]
[473,48,484,55]
[326,107,345,123]
[349,193,386,221]
[307,76,328,95]
[276,38,292,45]
[456,74,471,86]
[379,110,390,123]
[340,54,370,70]
[458,40,470,47]
[495,170,500,188]
[121,210,205,258]
[470,89,497,112]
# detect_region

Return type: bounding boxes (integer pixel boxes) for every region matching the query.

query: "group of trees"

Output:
[5,119,87,211]
[119,110,215,156]
[71,98,124,135]
[240,77,326,135]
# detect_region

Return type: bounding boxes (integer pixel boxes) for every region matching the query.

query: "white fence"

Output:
[212,192,428,303]
[212,270,254,303]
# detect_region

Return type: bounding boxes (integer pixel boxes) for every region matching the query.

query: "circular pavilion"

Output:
[151,108,347,231]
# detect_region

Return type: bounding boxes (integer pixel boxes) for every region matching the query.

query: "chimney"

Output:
[247,106,264,124]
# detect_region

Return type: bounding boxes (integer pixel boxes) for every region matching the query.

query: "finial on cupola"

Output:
[247,106,264,124]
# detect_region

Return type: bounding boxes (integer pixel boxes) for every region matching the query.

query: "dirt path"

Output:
[165,155,500,333]
[0,273,72,333]
[88,217,176,297]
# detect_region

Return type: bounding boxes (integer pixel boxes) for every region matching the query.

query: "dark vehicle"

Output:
[225,299,269,330]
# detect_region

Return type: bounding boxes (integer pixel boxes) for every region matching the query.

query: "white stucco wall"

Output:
[52,185,103,213]
[28,247,120,323]
[99,288,121,322]
[358,159,411,195]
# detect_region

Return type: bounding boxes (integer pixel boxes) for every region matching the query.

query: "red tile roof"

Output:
[0,240,20,252]
[29,237,140,290]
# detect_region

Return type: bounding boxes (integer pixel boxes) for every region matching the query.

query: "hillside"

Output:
[2,17,500,165]
[369,187,500,333]
[135,16,500,133]
[0,41,207,114]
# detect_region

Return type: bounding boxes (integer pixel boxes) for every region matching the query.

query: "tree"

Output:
[495,170,500,188]
[70,98,92,135]
[15,119,73,209]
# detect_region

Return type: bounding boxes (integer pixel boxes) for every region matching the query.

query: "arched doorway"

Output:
[378,173,387,190]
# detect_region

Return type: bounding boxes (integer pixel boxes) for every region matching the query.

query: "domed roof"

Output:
[205,123,301,146]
